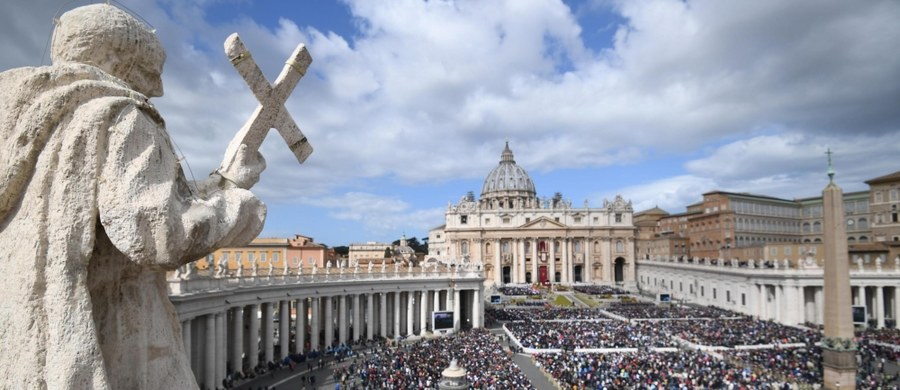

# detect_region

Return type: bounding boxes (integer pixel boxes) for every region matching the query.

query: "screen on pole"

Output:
[852,305,866,324]
[658,293,671,302]
[433,311,454,331]
[490,295,502,304]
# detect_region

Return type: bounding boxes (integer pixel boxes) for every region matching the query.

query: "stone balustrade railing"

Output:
[168,265,484,295]
[638,255,900,275]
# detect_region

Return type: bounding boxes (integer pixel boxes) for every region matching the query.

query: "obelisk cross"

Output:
[218,33,313,181]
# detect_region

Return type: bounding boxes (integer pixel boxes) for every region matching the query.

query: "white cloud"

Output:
[298,192,445,236]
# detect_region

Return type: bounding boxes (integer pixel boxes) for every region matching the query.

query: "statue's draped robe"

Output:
[0,63,265,389]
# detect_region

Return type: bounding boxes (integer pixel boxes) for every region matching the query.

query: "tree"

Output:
[332,246,349,256]
[383,247,393,258]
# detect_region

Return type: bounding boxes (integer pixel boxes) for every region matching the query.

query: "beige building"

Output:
[348,241,392,265]
[867,171,900,261]
[430,143,637,287]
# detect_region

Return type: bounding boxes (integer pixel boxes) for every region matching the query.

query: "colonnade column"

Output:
[182,319,192,366]
[877,286,885,328]
[216,312,225,385]
[279,300,289,360]
[433,288,441,311]
[352,294,361,341]
[494,240,502,285]
[247,303,259,369]
[231,306,244,374]
[518,239,527,282]
[262,302,274,364]
[365,294,373,340]
[814,287,824,325]
[295,298,306,355]
[393,292,401,337]
[774,285,782,323]
[310,297,320,352]
[420,290,428,336]
[339,295,348,345]
[325,296,334,348]
[204,314,215,390]
[548,239,556,284]
[379,293,387,337]
[407,291,415,336]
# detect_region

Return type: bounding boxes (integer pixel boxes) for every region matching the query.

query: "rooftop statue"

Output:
[0,4,312,389]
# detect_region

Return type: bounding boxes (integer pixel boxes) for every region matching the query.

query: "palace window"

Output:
[460,215,468,224]
[615,213,622,223]
[615,240,624,253]
[485,218,491,224]
[503,217,510,224]
[574,216,582,224]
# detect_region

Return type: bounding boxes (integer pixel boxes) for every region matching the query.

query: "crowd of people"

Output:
[723,347,822,385]
[606,302,743,319]
[331,328,534,389]
[507,320,675,350]
[573,285,630,296]
[663,318,821,347]
[497,286,541,296]
[535,351,803,388]
[487,307,611,321]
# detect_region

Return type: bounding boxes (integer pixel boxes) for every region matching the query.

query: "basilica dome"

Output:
[480,142,536,199]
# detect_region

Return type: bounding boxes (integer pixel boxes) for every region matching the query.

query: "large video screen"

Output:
[490,295,502,304]
[658,293,671,302]
[852,306,866,324]
[433,311,454,330]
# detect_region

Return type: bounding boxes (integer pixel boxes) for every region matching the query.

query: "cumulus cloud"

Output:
[3,0,899,242]
[298,192,445,237]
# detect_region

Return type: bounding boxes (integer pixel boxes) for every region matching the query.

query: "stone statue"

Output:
[326,260,333,274]
[267,259,275,277]
[216,254,229,277]
[0,5,271,389]
[252,257,260,277]
[394,261,401,274]
[368,261,374,274]
[283,258,290,276]
[381,259,387,273]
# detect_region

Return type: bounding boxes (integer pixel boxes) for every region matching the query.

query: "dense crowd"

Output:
[573,285,630,296]
[606,302,742,319]
[535,351,800,388]
[664,318,820,347]
[487,307,611,321]
[332,328,534,389]
[861,328,900,346]
[497,286,541,296]
[723,347,822,385]
[507,320,675,350]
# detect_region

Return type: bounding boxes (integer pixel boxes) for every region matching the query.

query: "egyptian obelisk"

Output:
[821,149,857,389]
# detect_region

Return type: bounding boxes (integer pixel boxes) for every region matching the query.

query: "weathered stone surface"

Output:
[0,4,266,389]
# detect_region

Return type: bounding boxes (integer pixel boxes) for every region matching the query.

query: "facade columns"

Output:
[247,303,259,369]
[494,239,502,285]
[562,238,570,283]
[531,239,539,283]
[295,298,306,355]
[339,295,348,345]
[585,237,592,283]
[453,289,461,331]
[379,293,387,338]
[325,296,334,348]
[353,294,361,341]
[518,239,527,282]
[472,288,482,328]
[549,239,556,283]
[279,300,289,360]
[231,306,244,374]
[262,302,274,364]
[433,289,441,312]
[365,294,373,340]
[774,285,782,323]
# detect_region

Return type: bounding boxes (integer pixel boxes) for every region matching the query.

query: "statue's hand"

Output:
[218,144,266,190]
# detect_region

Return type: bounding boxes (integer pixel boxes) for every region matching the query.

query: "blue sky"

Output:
[3,0,899,247]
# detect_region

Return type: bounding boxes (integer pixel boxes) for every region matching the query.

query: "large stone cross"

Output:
[218,33,313,177]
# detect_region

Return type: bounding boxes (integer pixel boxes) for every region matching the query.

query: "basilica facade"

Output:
[429,143,637,287]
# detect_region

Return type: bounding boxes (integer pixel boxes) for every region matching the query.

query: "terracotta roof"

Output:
[865,170,900,185]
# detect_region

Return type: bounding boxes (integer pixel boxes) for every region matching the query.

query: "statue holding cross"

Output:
[0,4,314,390]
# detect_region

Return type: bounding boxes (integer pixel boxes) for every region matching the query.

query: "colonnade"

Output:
[178,287,482,390]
